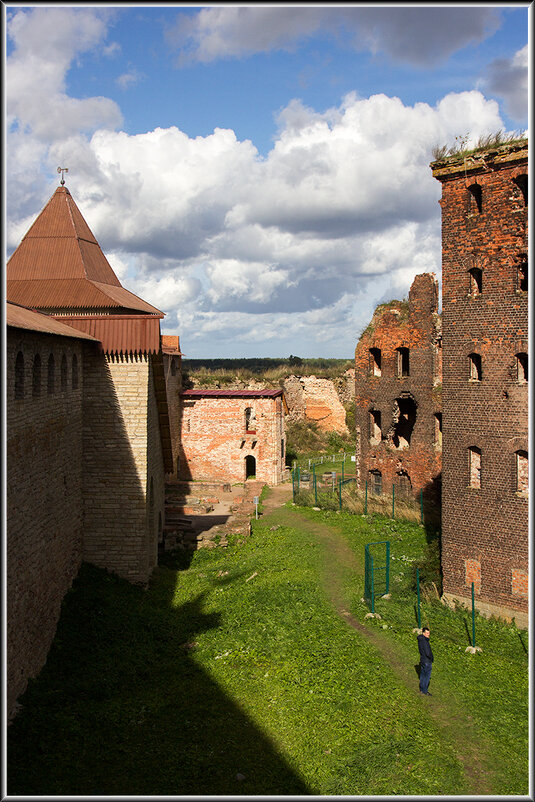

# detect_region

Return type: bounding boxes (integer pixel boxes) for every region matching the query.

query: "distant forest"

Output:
[181,356,353,381]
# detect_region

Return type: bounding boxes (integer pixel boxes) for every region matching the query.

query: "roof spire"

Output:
[57,166,69,186]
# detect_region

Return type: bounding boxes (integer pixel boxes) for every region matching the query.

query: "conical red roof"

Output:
[7,186,162,315]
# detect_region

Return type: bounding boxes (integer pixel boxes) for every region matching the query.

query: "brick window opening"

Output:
[511,569,528,599]
[469,447,481,489]
[391,397,416,449]
[245,455,256,479]
[171,358,177,376]
[517,255,528,292]
[369,469,382,495]
[245,406,256,433]
[513,174,528,206]
[468,352,482,381]
[465,559,481,593]
[395,470,412,498]
[32,354,41,397]
[516,450,528,495]
[469,267,482,295]
[281,439,285,459]
[397,347,410,377]
[369,347,381,376]
[47,353,55,395]
[434,413,442,447]
[61,354,68,392]
[15,351,25,400]
[72,354,78,390]
[369,409,382,443]
[467,183,482,213]
[516,352,528,383]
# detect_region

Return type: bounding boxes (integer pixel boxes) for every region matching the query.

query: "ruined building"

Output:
[179,389,287,485]
[354,273,442,502]
[431,138,528,626]
[6,184,175,717]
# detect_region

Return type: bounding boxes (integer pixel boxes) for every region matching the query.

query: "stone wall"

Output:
[282,374,351,433]
[164,352,182,480]
[354,273,442,499]
[7,328,86,718]
[432,143,528,624]
[82,352,164,583]
[179,395,285,485]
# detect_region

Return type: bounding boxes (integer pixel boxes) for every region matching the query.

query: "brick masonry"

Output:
[179,394,286,485]
[431,141,528,625]
[354,273,442,500]
[283,375,349,433]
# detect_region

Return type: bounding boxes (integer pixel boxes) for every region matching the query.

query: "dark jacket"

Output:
[417,633,433,664]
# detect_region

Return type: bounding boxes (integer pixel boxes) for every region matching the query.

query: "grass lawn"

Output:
[7,498,529,796]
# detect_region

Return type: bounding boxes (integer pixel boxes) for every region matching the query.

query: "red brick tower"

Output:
[431,138,528,625]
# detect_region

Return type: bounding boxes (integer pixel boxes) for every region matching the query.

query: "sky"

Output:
[4,3,530,359]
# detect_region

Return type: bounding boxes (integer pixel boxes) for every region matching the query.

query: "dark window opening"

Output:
[369,409,382,443]
[32,354,41,397]
[61,354,68,392]
[369,470,382,495]
[171,358,177,376]
[15,352,25,400]
[468,183,482,213]
[395,471,412,498]
[469,446,481,489]
[245,455,256,479]
[469,267,482,295]
[369,347,381,376]
[397,347,410,377]
[468,353,482,381]
[391,397,417,449]
[281,439,285,459]
[47,354,55,395]
[72,354,78,390]
[518,256,528,292]
[513,174,528,206]
[516,353,528,383]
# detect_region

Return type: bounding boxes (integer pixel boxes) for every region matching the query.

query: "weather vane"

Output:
[57,166,69,186]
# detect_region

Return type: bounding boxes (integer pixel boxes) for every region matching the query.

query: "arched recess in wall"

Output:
[395,470,412,498]
[61,353,68,392]
[245,455,256,479]
[47,353,55,395]
[15,351,25,400]
[32,354,41,397]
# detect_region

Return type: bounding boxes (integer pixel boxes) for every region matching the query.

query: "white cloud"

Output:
[167,6,501,67]
[479,45,528,123]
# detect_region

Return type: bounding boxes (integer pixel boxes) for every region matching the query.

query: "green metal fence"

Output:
[364,540,390,612]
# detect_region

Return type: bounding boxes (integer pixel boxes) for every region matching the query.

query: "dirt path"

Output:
[260,486,493,795]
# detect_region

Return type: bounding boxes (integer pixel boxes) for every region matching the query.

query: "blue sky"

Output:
[5,4,530,358]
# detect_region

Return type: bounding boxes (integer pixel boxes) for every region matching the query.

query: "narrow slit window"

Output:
[469,447,482,489]
[468,183,482,213]
[72,354,78,390]
[469,267,482,295]
[468,353,482,381]
[369,347,381,376]
[516,451,528,495]
[369,409,382,443]
[434,413,442,447]
[518,256,528,292]
[397,347,410,377]
[245,406,256,433]
[47,353,55,395]
[61,354,68,392]
[516,353,528,383]
[15,352,25,400]
[32,354,41,397]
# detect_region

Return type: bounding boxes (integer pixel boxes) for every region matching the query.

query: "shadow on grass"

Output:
[7,562,309,796]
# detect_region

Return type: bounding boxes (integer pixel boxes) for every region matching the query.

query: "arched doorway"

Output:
[245,455,256,479]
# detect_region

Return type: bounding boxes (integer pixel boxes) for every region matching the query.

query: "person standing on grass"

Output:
[417,626,433,695]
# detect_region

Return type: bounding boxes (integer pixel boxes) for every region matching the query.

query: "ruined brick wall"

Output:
[179,394,286,485]
[354,273,442,499]
[82,352,164,583]
[7,328,85,718]
[283,375,349,433]
[432,142,528,625]
[163,352,182,480]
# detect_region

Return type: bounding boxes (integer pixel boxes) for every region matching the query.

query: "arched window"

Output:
[516,353,528,383]
[469,267,482,295]
[468,353,482,381]
[395,470,412,498]
[469,447,481,489]
[47,353,55,395]
[467,183,482,213]
[61,354,68,392]
[32,354,42,397]
[515,451,528,495]
[72,354,78,389]
[369,469,382,496]
[245,455,256,479]
[15,352,25,400]
[369,348,381,376]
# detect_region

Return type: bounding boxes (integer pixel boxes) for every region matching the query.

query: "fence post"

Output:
[365,480,368,515]
[392,484,395,519]
[338,476,342,510]
[472,582,476,648]
[416,567,421,628]
[314,473,318,505]
[342,461,345,482]
[420,489,424,524]
[292,469,296,502]
[297,466,300,492]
